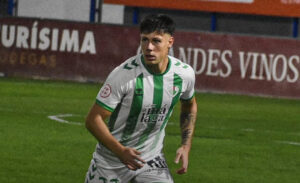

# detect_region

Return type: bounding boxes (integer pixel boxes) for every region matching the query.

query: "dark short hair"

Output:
[140,14,175,36]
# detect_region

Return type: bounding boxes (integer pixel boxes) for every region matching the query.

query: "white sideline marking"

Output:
[276,141,300,146]
[48,114,83,126]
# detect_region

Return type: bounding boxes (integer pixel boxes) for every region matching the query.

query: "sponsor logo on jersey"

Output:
[140,104,168,123]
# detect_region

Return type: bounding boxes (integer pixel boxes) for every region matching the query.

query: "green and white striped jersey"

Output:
[94,54,195,168]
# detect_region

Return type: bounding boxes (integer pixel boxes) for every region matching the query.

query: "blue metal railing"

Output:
[292,18,299,38]
[7,0,14,15]
[90,0,96,22]
[211,13,217,32]
[133,7,139,25]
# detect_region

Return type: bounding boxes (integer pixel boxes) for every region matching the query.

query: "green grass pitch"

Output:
[0,77,299,183]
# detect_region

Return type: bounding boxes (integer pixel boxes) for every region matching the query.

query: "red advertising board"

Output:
[1,17,300,99]
[0,17,140,82]
[104,0,300,17]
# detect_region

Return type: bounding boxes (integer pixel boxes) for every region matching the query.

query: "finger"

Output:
[128,160,144,170]
[179,158,188,174]
[132,159,144,169]
[176,167,187,174]
[174,152,182,164]
[133,149,141,155]
[134,155,146,164]
[126,164,137,171]
[182,156,188,169]
[132,149,146,164]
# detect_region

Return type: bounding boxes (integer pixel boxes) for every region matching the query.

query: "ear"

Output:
[168,36,174,48]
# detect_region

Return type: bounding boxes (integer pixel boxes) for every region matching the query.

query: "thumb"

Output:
[174,152,181,164]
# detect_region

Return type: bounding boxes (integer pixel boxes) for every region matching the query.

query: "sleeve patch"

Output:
[100,84,112,98]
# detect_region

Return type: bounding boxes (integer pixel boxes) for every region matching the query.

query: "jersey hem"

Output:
[180,92,195,101]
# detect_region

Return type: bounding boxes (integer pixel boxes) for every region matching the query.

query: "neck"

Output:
[147,56,169,74]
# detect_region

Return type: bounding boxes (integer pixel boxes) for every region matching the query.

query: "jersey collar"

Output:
[140,55,171,76]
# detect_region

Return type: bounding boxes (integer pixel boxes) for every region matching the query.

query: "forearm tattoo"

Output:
[180,113,196,145]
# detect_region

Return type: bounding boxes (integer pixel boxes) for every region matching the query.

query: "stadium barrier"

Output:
[1,17,300,99]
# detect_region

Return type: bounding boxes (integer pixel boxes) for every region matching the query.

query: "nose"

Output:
[146,42,154,51]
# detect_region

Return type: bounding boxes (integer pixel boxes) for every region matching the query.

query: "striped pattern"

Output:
[94,54,195,168]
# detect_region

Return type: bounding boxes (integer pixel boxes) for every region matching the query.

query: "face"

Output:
[140,31,174,66]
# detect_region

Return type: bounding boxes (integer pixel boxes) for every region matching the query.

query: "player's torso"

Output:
[109,55,188,151]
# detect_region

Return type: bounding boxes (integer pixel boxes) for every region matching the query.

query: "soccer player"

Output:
[84,14,197,183]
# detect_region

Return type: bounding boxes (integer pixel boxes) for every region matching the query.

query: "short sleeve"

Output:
[96,66,125,112]
[180,66,195,101]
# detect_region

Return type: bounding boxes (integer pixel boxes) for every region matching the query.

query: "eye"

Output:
[141,37,148,42]
[153,38,161,44]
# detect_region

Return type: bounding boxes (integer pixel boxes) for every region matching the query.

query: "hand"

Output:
[174,145,190,174]
[118,147,146,170]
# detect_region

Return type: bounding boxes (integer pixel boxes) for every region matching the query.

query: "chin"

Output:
[145,60,158,65]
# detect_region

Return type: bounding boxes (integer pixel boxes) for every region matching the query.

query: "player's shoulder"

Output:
[120,55,141,72]
[169,55,195,78]
[107,55,141,81]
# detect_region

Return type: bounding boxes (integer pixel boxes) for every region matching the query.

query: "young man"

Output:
[85,14,197,183]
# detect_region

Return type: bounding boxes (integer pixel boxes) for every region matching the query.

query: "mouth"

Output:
[145,55,156,61]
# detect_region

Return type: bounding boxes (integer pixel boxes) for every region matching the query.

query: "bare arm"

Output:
[85,103,145,170]
[174,97,197,174]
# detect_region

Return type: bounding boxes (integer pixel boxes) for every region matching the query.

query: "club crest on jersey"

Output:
[100,84,111,98]
[173,86,179,97]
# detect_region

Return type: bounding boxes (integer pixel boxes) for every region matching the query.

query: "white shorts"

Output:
[84,154,174,183]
